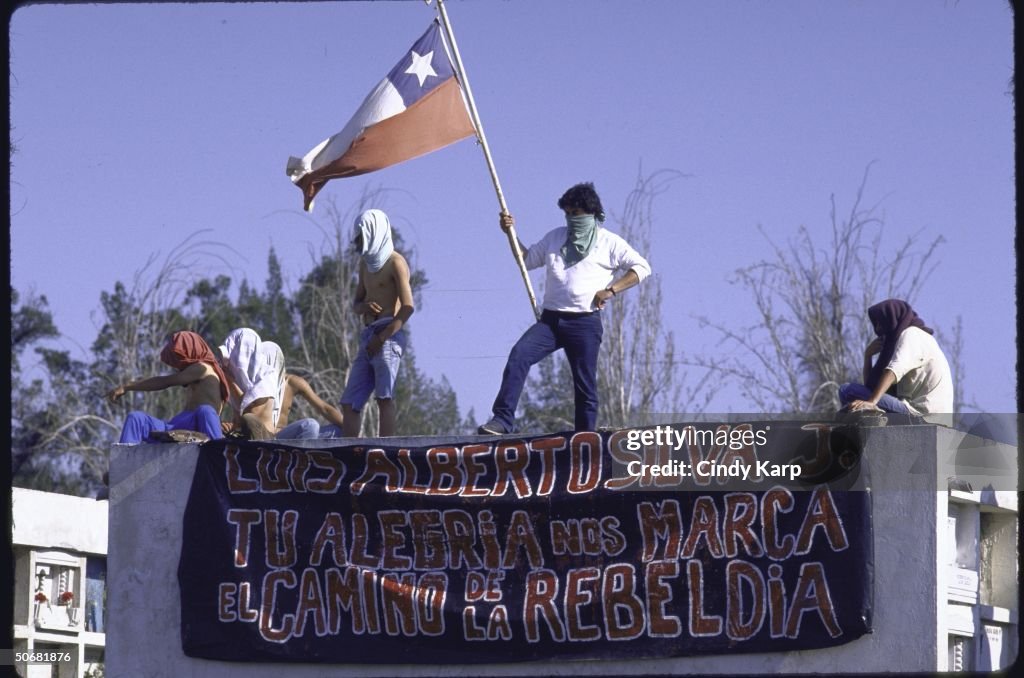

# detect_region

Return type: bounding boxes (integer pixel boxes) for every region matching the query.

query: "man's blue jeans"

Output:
[276,418,320,439]
[838,383,911,414]
[491,309,603,432]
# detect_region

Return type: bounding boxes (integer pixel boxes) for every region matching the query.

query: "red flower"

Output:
[34,592,48,603]
[59,591,74,605]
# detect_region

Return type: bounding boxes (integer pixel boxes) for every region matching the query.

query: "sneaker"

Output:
[477,418,509,435]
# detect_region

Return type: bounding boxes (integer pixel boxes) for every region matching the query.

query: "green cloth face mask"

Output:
[561,214,599,266]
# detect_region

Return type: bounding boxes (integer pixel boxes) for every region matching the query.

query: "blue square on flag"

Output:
[287,21,475,211]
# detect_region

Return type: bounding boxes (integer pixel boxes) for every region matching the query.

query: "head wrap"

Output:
[160,330,230,401]
[561,213,601,267]
[219,328,282,413]
[866,299,933,391]
[354,209,394,273]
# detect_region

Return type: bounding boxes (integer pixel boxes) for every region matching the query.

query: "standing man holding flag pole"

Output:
[426,2,653,435]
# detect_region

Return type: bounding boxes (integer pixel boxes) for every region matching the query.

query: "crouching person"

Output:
[107,330,228,443]
[839,298,953,424]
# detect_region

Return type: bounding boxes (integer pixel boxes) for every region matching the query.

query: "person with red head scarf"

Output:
[839,299,954,423]
[107,330,228,443]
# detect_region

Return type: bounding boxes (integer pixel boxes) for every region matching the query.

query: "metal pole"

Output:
[434,0,540,319]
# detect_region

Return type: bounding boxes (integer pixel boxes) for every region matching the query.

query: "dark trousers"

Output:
[491,309,603,431]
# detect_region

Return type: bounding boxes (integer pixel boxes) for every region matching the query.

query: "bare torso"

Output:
[182,363,225,413]
[359,253,407,324]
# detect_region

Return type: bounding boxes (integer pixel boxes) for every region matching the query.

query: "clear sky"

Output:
[9,0,1016,420]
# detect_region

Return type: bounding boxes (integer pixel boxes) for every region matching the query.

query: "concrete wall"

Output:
[12,488,111,678]
[106,426,1015,677]
[12,488,109,631]
[13,488,109,554]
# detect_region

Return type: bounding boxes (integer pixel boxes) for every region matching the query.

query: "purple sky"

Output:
[9,0,1016,419]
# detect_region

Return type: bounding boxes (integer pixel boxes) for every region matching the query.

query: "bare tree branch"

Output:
[693,165,954,413]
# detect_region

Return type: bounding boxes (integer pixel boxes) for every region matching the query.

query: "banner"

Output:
[179,423,873,663]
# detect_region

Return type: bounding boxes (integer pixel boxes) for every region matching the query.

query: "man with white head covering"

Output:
[218,327,282,440]
[259,341,347,439]
[340,208,415,437]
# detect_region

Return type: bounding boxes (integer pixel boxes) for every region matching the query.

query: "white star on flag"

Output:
[287,21,475,211]
[404,50,437,87]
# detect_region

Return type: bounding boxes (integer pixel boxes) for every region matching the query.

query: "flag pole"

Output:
[432,0,540,319]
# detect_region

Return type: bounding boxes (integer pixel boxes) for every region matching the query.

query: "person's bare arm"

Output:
[221,380,246,430]
[849,369,897,411]
[862,338,883,384]
[107,363,206,403]
[291,375,345,428]
[367,255,415,356]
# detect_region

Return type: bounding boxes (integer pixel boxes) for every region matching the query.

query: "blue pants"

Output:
[340,318,407,411]
[491,309,603,432]
[318,424,343,439]
[838,383,911,415]
[118,404,223,444]
[86,601,103,633]
[276,418,320,439]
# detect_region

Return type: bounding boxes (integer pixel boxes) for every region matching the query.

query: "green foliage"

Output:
[10,290,104,494]
[10,287,58,374]
[392,352,462,436]
[184,274,241,345]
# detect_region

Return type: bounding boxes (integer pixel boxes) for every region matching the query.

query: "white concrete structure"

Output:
[106,425,1017,676]
[12,488,109,677]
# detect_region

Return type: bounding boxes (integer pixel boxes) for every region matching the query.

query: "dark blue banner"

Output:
[179,423,873,663]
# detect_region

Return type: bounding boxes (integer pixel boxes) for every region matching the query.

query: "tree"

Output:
[692,164,966,413]
[11,287,58,373]
[10,288,68,490]
[183,274,243,345]
[517,169,718,433]
[11,193,472,497]
[11,234,236,496]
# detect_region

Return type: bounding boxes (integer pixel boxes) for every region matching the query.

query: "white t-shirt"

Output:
[524,227,652,313]
[885,326,954,421]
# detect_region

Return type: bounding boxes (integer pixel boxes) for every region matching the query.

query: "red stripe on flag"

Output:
[298,77,474,210]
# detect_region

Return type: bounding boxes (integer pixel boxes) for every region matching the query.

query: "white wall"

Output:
[13,488,108,554]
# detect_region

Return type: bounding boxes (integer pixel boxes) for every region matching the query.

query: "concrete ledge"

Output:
[106,425,1015,676]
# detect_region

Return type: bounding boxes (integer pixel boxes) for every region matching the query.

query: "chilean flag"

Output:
[287,21,476,211]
